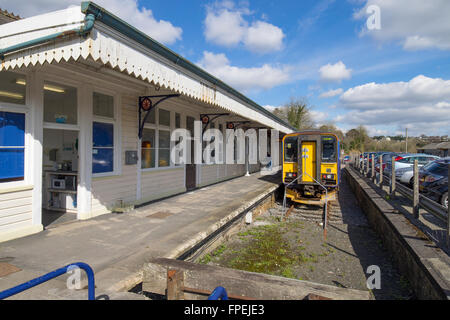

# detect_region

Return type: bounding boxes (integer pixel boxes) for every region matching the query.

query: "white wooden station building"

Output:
[0,2,294,242]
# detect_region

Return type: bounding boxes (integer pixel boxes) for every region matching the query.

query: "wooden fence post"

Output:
[167,269,184,300]
[413,160,419,219]
[379,156,383,186]
[371,154,375,181]
[390,156,396,198]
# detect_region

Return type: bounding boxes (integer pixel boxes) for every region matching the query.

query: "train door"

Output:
[301,141,317,183]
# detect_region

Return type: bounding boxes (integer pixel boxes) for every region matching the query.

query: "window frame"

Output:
[0,70,32,188]
[42,76,81,131]
[141,107,181,172]
[283,136,298,163]
[91,89,121,178]
[321,135,337,163]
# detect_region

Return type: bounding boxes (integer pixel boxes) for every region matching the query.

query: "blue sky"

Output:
[2,0,450,136]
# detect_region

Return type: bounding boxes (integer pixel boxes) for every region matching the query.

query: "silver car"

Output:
[395,157,441,187]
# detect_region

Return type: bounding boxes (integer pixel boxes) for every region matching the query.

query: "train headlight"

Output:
[322,174,335,180]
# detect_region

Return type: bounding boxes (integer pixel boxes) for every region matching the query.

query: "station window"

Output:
[284,136,298,163]
[321,136,337,162]
[92,92,116,175]
[0,111,25,182]
[141,108,174,170]
[159,130,170,167]
[44,82,77,125]
[145,109,156,124]
[93,92,114,119]
[175,113,181,129]
[159,109,170,127]
[92,122,114,174]
[141,128,156,169]
[0,71,26,105]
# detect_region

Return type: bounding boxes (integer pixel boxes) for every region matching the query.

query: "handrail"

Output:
[0,262,95,300]
[208,286,228,300]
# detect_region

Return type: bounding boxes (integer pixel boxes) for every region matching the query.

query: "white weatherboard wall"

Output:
[0,187,41,242]
[141,168,185,204]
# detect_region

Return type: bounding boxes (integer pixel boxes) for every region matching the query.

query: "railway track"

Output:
[269,200,344,224]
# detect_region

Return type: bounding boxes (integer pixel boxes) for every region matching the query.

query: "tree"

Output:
[343,125,370,152]
[271,97,314,130]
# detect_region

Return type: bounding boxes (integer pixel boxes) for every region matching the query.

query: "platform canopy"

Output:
[0,2,294,134]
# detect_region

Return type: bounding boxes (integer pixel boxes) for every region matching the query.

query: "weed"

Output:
[200,254,212,264]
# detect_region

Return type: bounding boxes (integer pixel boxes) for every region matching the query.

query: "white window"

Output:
[141,108,175,170]
[44,81,78,125]
[0,111,26,183]
[141,128,156,169]
[0,71,29,187]
[0,71,26,105]
[92,92,118,176]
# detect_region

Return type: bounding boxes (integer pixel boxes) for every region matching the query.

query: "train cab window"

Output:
[321,136,337,162]
[284,137,298,162]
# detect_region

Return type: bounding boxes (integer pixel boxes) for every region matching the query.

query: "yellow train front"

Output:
[282,132,340,206]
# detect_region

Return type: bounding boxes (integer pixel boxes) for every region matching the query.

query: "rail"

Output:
[0,262,95,300]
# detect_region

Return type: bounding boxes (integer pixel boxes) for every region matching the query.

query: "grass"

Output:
[199,244,228,264]
[229,223,301,276]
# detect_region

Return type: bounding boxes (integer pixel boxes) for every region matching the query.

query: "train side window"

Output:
[284,137,297,162]
[321,136,336,162]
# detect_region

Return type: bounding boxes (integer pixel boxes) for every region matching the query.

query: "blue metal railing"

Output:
[208,286,228,300]
[0,262,95,300]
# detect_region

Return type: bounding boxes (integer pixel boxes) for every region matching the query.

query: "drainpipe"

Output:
[0,13,96,60]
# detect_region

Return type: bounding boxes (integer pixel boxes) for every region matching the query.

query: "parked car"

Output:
[395,159,438,188]
[394,154,440,170]
[419,158,450,208]
[374,152,400,173]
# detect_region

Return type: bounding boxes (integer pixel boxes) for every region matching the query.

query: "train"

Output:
[282,131,340,206]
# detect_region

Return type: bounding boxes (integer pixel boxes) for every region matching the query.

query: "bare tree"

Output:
[271,97,314,131]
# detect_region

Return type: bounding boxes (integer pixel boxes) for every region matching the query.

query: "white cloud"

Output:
[197,51,292,92]
[204,4,247,47]
[245,21,285,53]
[319,61,352,83]
[319,88,343,98]
[310,110,329,126]
[0,0,183,45]
[354,0,450,51]
[340,75,450,109]
[337,75,450,135]
[204,1,285,53]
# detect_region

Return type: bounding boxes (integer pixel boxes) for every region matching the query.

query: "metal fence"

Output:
[351,153,450,247]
